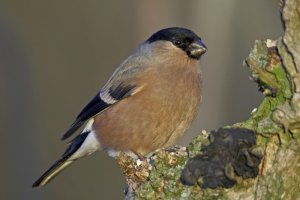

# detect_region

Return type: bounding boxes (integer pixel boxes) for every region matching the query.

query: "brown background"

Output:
[0,1,282,199]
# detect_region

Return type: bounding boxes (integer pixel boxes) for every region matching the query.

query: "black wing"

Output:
[61,83,136,140]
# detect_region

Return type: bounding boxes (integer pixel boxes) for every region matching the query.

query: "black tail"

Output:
[33,131,90,187]
[32,158,74,187]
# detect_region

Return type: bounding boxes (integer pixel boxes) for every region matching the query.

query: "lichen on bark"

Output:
[119,0,300,199]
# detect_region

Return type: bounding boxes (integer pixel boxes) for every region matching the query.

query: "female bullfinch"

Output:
[33,27,207,187]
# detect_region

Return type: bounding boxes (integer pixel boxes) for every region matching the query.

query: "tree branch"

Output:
[118,0,300,199]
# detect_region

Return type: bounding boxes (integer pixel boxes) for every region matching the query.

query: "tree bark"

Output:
[118,0,300,199]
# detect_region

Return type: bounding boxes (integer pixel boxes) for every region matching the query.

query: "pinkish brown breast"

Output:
[93,53,202,156]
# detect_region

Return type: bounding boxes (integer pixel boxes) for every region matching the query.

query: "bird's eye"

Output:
[174,40,182,46]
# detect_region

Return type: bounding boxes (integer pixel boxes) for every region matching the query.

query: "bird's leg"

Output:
[131,149,146,161]
[165,145,182,152]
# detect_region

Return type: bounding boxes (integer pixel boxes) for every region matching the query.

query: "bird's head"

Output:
[146,27,207,60]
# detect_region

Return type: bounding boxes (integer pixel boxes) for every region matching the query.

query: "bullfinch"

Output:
[33,27,207,187]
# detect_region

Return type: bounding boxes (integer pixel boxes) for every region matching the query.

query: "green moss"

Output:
[257,167,287,199]
[187,130,210,157]
[237,40,292,145]
[201,188,227,200]
[135,149,190,199]
[271,65,292,99]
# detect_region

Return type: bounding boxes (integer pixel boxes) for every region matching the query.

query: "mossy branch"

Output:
[118,0,300,199]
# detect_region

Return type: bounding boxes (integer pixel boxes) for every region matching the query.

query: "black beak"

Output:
[187,39,207,60]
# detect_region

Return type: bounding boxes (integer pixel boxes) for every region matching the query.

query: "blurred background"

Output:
[0,0,282,199]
